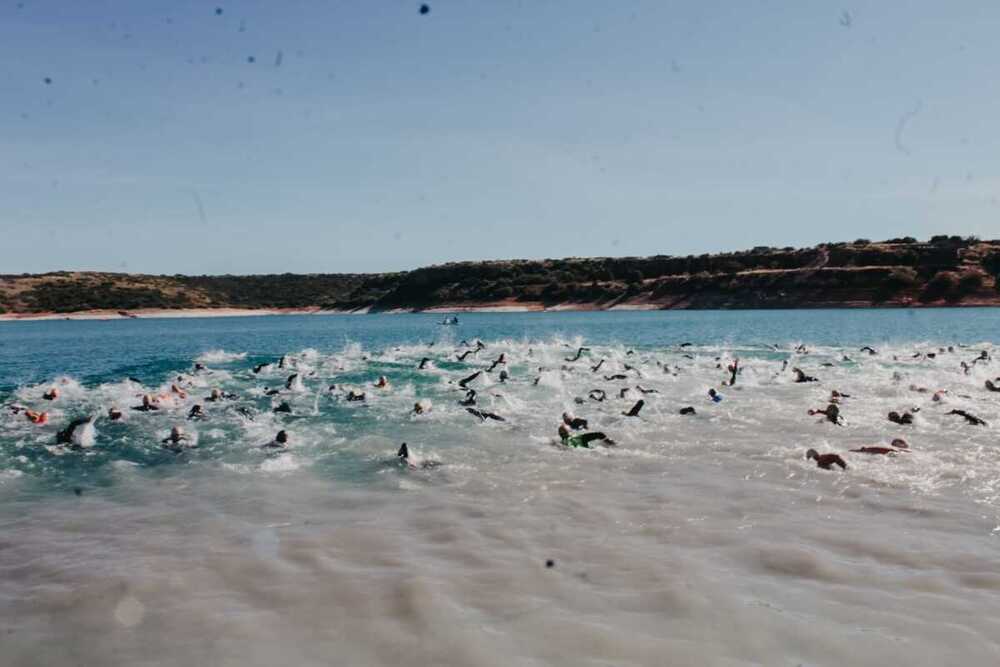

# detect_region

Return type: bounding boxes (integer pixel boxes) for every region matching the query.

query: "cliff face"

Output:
[2,237,999,315]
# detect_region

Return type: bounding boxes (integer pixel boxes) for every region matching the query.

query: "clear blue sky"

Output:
[2,1,998,275]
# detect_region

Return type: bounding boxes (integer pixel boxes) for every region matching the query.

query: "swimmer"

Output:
[24,410,48,425]
[619,387,631,399]
[56,416,95,448]
[636,385,659,394]
[252,363,269,374]
[623,363,641,377]
[860,346,877,355]
[806,449,847,470]
[887,411,914,425]
[396,443,441,469]
[418,357,431,370]
[727,358,740,386]
[161,425,192,451]
[277,356,287,369]
[42,387,60,401]
[591,359,606,373]
[850,442,910,455]
[456,350,475,362]
[564,346,590,363]
[948,409,987,426]
[604,374,628,381]
[498,369,509,383]
[187,404,205,420]
[458,389,477,406]
[588,389,606,402]
[374,376,390,389]
[466,407,505,422]
[792,368,818,383]
[557,423,613,448]
[412,400,432,415]
[679,406,696,415]
[458,371,482,389]
[708,388,722,403]
[487,354,507,373]
[107,407,124,421]
[273,402,292,414]
[193,363,206,373]
[132,394,161,412]
[236,406,256,421]
[170,383,187,400]
[285,374,300,390]
[622,400,644,417]
[346,390,366,402]
[263,430,289,449]
[830,390,850,401]
[562,412,588,430]
[985,379,1000,393]
[808,403,842,425]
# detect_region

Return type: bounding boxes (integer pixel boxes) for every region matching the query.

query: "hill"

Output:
[2,236,999,317]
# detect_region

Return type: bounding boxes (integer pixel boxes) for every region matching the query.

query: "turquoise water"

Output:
[2,309,999,666]
[3,308,997,391]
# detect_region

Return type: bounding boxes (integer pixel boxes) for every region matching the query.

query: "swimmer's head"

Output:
[211,389,221,400]
[558,424,570,439]
[276,430,288,444]
[806,449,819,461]
[708,388,717,398]
[170,426,184,441]
[891,438,908,449]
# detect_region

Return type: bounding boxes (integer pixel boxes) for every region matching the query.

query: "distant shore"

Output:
[3,238,999,318]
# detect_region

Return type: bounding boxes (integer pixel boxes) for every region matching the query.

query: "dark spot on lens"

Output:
[545,559,555,568]
[73,487,83,496]
[247,56,255,64]
[215,7,224,16]
[419,4,430,15]
[43,77,52,85]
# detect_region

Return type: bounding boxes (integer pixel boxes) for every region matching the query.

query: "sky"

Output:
[1,0,999,275]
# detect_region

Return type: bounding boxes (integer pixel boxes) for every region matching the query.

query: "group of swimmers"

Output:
[4,341,995,472]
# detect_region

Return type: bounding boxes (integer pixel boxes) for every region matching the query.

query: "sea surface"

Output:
[1,309,999,666]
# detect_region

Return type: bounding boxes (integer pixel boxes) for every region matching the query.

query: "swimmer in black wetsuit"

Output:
[263,430,289,449]
[187,404,205,420]
[948,409,987,426]
[487,354,506,373]
[418,357,431,370]
[985,379,1000,393]
[808,403,842,425]
[591,359,605,373]
[273,401,292,414]
[558,424,613,448]
[888,411,914,425]
[458,389,477,406]
[622,400,644,417]
[466,407,505,422]
[792,368,818,383]
[458,371,482,389]
[588,389,606,402]
[564,346,590,362]
[562,412,588,430]
[456,350,475,362]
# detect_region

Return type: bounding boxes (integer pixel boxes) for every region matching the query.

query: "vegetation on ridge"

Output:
[2,236,999,315]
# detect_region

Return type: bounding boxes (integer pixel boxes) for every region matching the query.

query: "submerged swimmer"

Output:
[805,449,847,470]
[588,389,606,402]
[187,404,205,420]
[708,388,722,403]
[458,389,477,406]
[985,379,1000,393]
[397,443,441,469]
[346,390,366,402]
[263,430,289,449]
[374,375,391,389]
[591,359,605,373]
[24,410,49,425]
[851,438,910,455]
[418,357,431,370]
[133,394,161,412]
[412,400,432,415]
[107,407,124,421]
[487,354,507,372]
[273,401,292,414]
[498,369,509,383]
[42,387,60,401]
[679,406,696,415]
